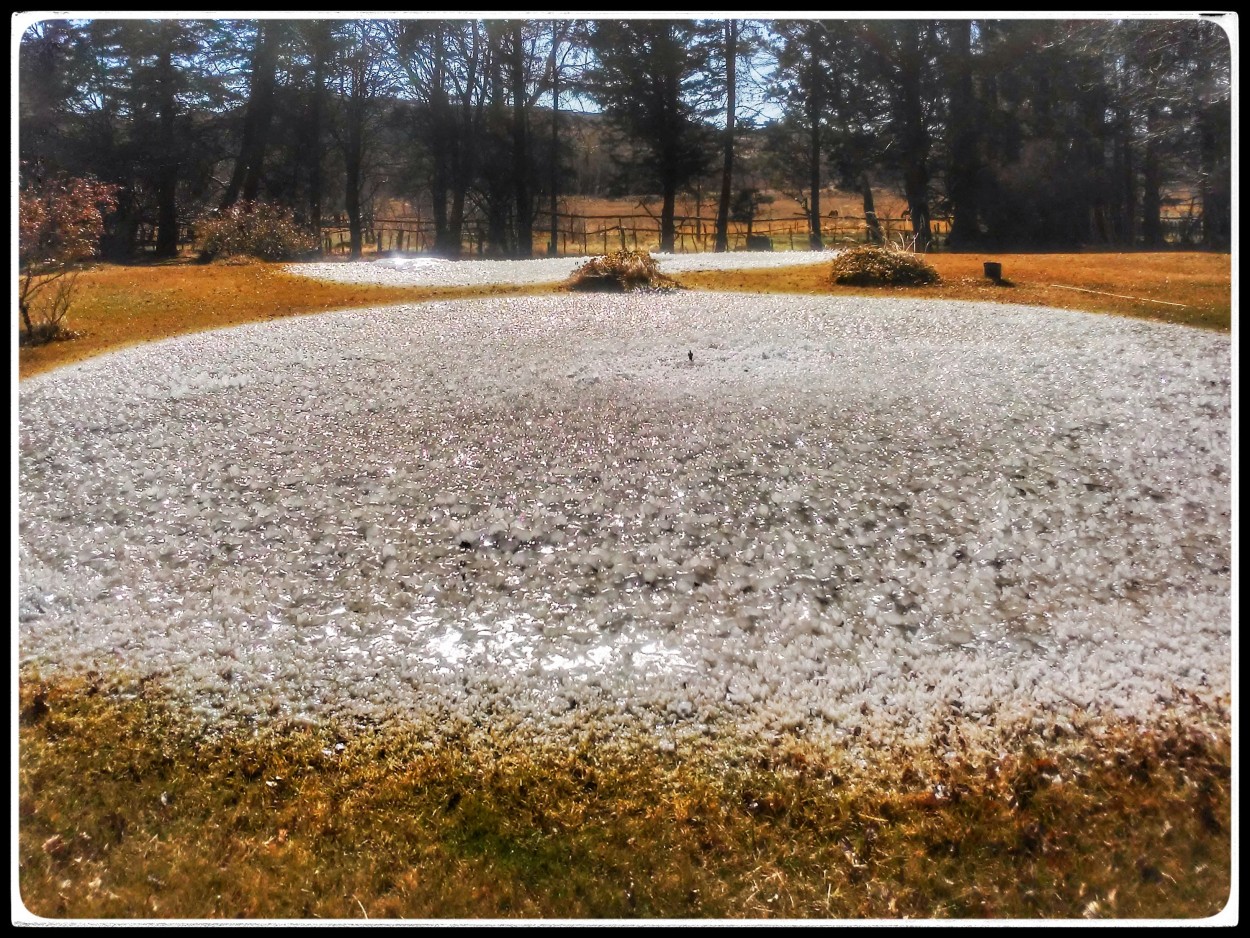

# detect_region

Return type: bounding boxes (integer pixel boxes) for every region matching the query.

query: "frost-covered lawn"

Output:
[286,248,836,289]
[18,292,1231,752]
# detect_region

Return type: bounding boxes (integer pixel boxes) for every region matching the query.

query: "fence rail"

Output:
[314,211,952,258]
[133,207,1208,259]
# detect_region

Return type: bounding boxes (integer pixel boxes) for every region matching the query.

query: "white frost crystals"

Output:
[17,293,1231,752]
[285,248,834,289]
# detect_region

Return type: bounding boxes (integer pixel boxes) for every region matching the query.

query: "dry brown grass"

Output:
[564,188,910,222]
[16,251,1229,381]
[16,259,553,381]
[17,673,1231,920]
[682,251,1232,332]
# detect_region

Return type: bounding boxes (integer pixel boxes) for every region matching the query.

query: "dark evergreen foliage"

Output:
[17,17,1232,258]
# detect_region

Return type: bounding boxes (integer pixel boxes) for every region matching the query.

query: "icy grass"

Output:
[17,289,1232,918]
[17,293,1230,756]
[287,249,837,289]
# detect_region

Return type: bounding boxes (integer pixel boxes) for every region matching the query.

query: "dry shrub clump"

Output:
[18,172,118,345]
[568,250,679,292]
[830,245,939,287]
[198,201,319,262]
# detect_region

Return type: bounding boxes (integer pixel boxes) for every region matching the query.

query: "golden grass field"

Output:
[680,251,1232,332]
[17,261,556,381]
[16,249,1233,920]
[17,251,1231,381]
[388,188,913,223]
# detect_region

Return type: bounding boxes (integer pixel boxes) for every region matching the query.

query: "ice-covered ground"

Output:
[18,293,1231,751]
[286,249,835,289]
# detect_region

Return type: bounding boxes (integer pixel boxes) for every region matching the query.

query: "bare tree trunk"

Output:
[1192,41,1230,250]
[1119,127,1135,245]
[945,19,980,247]
[155,169,179,257]
[660,38,680,254]
[714,20,738,253]
[660,182,677,253]
[860,173,883,244]
[547,22,561,256]
[1199,109,1215,247]
[448,179,466,258]
[510,24,533,258]
[308,26,326,238]
[902,100,932,243]
[429,30,452,255]
[902,164,932,250]
[441,24,482,259]
[101,191,140,261]
[1197,103,1228,248]
[807,78,822,247]
[896,24,933,251]
[485,30,510,257]
[19,273,37,339]
[220,140,248,210]
[154,30,180,258]
[345,57,365,259]
[431,147,450,253]
[241,24,281,203]
[222,23,281,209]
[1141,104,1162,246]
[345,137,362,258]
[1084,86,1111,245]
[447,129,474,258]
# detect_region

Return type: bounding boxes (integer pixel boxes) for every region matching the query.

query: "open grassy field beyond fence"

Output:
[318,210,951,258]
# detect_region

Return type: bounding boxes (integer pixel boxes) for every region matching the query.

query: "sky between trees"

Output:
[16,16,1233,260]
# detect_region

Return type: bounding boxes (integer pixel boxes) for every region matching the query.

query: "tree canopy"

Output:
[17,16,1232,258]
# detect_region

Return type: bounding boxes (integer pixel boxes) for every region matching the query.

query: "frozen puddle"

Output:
[18,294,1231,750]
[286,248,835,289]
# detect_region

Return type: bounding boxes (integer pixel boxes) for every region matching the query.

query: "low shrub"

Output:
[829,245,939,287]
[197,201,319,262]
[18,272,82,345]
[568,250,679,292]
[19,172,118,345]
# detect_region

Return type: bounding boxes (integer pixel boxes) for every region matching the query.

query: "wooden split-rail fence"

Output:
[131,202,1213,258]
[317,211,953,257]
